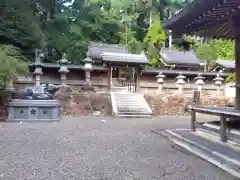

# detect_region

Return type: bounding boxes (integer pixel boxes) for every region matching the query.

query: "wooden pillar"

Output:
[108,66,112,91]
[233,15,240,109]
[168,30,172,49]
[135,67,141,93]
[220,116,227,142]
[190,109,196,131]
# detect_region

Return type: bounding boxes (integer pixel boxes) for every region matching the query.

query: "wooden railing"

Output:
[120,80,136,93]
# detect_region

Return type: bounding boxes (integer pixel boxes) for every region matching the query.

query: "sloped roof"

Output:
[88,42,128,60]
[162,0,240,38]
[160,49,200,66]
[142,68,229,77]
[101,52,148,65]
[216,60,235,69]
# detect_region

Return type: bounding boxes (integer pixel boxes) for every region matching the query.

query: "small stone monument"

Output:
[213,73,224,96]
[33,50,44,86]
[58,53,70,87]
[194,73,205,92]
[8,84,61,122]
[156,72,165,93]
[176,74,186,93]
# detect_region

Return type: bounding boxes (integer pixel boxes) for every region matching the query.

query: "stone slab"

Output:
[170,129,240,162]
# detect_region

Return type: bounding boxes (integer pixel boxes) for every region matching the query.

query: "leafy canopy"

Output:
[0,45,28,88]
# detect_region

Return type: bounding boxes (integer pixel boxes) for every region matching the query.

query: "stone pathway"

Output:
[0,116,235,180]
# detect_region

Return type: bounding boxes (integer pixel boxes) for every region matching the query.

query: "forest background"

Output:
[0,0,236,86]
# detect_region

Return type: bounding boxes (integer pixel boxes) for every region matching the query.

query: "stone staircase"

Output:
[152,122,240,179]
[110,92,152,117]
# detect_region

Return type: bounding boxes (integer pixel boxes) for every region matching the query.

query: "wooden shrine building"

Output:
[86,42,148,92]
[163,0,240,109]
[210,60,235,72]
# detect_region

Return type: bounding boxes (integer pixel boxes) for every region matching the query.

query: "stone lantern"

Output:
[156,72,165,93]
[33,49,44,86]
[194,73,205,92]
[176,74,186,93]
[213,73,224,96]
[81,56,94,91]
[84,57,93,85]
[58,53,70,87]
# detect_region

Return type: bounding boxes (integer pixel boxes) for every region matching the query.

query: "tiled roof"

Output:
[160,49,200,66]
[88,42,128,60]
[216,60,235,69]
[142,68,229,77]
[101,52,148,64]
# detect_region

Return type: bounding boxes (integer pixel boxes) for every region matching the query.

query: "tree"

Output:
[143,22,166,67]
[195,44,216,64]
[173,34,197,51]
[209,39,235,60]
[226,73,235,83]
[0,0,44,58]
[0,45,28,88]
[0,0,193,67]
[155,0,192,21]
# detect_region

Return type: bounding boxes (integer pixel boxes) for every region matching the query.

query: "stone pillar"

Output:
[33,66,43,86]
[156,72,165,93]
[213,74,223,96]
[33,49,44,86]
[194,74,205,92]
[82,57,94,91]
[58,53,69,87]
[108,66,112,91]
[233,15,240,109]
[85,71,91,84]
[168,30,172,49]
[176,74,185,93]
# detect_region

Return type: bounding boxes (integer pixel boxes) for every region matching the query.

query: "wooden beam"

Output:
[233,14,240,109]
[107,66,112,91]
[191,109,196,131]
[135,67,141,93]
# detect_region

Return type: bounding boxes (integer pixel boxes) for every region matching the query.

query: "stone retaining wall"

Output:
[55,89,112,116]
[54,90,233,117]
[144,93,233,116]
[0,90,234,120]
[0,90,13,121]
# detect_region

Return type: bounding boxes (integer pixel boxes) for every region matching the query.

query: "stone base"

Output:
[80,83,95,92]
[7,99,60,122]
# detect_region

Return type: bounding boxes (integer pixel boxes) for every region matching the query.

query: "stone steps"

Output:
[153,129,240,179]
[110,92,152,117]
[200,122,240,145]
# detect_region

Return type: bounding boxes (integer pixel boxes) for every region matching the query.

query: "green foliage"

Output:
[0,1,44,57]
[194,39,235,82]
[0,44,28,88]
[195,44,216,64]
[0,0,192,64]
[195,39,235,65]
[209,39,235,60]
[173,34,197,51]
[226,72,235,83]
[143,22,166,67]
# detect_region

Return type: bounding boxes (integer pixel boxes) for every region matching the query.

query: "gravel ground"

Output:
[0,116,235,180]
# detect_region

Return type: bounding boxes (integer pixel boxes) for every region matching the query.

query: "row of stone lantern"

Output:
[156,72,225,94]
[33,50,93,87]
